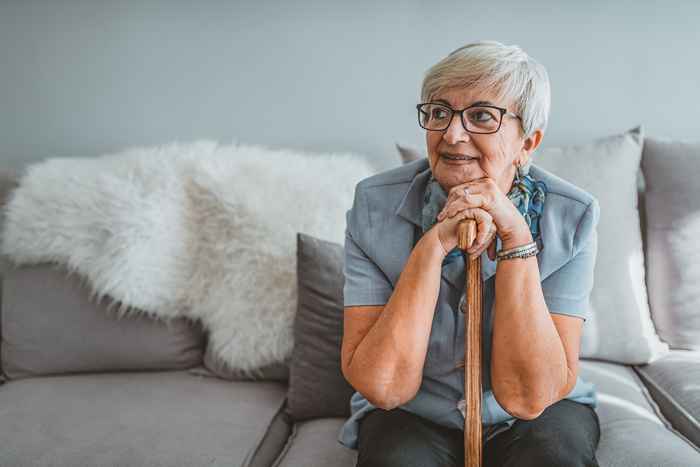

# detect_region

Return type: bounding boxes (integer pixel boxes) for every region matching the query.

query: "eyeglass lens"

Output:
[418,103,502,133]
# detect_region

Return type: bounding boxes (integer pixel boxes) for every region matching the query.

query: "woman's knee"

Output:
[356,408,462,467]
[358,447,442,467]
[500,431,599,467]
[489,400,600,467]
[504,450,599,467]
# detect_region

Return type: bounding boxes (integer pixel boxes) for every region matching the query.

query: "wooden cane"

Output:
[458,219,483,467]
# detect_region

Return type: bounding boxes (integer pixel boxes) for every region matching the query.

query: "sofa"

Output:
[1,128,700,467]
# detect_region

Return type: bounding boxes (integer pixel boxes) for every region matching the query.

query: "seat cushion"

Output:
[635,350,700,448]
[272,359,700,466]
[0,370,287,467]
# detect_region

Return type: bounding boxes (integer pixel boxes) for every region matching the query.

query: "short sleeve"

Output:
[541,198,600,321]
[343,186,394,307]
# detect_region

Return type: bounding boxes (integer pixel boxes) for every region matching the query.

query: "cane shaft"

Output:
[458,219,483,467]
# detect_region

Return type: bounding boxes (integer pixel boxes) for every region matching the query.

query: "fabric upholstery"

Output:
[635,350,700,448]
[1,263,205,379]
[0,168,20,381]
[641,138,700,350]
[272,359,700,466]
[0,370,287,466]
[285,232,354,421]
[242,399,295,467]
[195,344,290,381]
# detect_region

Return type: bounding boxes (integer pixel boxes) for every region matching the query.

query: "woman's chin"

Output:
[434,164,481,189]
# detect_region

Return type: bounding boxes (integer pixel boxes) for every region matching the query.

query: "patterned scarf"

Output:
[420,162,548,266]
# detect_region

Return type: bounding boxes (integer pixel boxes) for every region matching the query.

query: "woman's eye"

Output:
[432,109,449,120]
[471,110,494,122]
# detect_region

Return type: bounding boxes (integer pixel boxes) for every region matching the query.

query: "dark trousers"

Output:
[356,399,601,467]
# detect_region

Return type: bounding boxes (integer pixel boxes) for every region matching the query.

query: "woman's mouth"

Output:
[441,153,478,163]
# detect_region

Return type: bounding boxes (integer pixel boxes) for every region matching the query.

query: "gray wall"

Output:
[1,0,699,172]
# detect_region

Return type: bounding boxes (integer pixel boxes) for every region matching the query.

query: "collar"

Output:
[394,159,497,284]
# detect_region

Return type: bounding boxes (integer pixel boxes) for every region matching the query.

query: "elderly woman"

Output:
[338,41,601,467]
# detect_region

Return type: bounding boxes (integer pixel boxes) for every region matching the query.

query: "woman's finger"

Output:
[440,194,488,221]
[468,222,495,255]
[487,236,498,261]
[453,208,493,252]
[469,227,497,260]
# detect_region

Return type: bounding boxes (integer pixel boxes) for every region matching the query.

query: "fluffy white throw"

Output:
[0,140,376,373]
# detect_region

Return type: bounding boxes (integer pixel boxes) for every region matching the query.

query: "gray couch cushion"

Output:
[641,138,700,350]
[635,350,700,448]
[285,233,354,421]
[242,398,294,467]
[1,263,205,379]
[272,359,700,466]
[579,360,700,465]
[197,342,290,381]
[0,370,288,467]
[0,168,20,381]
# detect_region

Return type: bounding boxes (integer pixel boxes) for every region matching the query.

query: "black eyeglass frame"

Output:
[416,102,523,134]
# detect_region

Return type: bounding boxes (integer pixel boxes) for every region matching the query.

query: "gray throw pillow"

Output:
[396,143,424,165]
[284,232,354,421]
[641,138,700,350]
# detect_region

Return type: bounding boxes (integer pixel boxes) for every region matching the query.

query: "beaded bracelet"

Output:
[496,240,539,261]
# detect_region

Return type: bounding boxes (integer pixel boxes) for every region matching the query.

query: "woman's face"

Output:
[425,86,542,194]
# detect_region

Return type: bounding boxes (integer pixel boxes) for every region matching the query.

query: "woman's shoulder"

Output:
[529,163,598,211]
[351,158,431,217]
[530,163,600,260]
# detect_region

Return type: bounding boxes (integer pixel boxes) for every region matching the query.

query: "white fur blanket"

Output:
[0,140,376,373]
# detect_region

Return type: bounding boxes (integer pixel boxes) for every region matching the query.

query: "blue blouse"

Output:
[338,157,600,450]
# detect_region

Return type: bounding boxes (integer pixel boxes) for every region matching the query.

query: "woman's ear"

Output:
[521,129,544,158]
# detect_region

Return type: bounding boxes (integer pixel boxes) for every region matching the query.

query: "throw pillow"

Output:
[396,143,424,164]
[641,138,700,350]
[284,232,354,420]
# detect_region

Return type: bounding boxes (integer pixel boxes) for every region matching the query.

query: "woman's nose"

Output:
[442,112,471,145]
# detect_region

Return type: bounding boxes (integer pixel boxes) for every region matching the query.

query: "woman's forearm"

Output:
[490,229,569,419]
[348,227,445,410]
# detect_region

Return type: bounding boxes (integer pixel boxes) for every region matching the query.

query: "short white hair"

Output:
[420,40,551,139]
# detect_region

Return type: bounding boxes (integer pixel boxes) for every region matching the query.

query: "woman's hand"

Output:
[434,206,497,261]
[435,176,531,260]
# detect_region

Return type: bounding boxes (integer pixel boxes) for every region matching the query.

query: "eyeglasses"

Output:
[416,102,522,134]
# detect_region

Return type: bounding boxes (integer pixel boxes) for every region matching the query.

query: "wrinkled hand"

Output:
[435,177,529,260]
[434,205,497,261]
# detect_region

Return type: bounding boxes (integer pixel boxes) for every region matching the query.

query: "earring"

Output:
[514,161,523,184]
